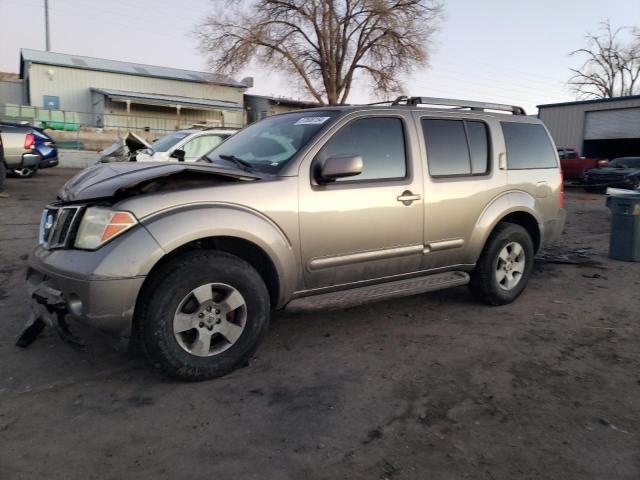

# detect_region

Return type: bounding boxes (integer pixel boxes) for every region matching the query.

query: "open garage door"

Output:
[583,108,640,159]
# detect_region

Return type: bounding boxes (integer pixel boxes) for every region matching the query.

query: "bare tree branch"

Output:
[568,20,640,99]
[196,0,442,105]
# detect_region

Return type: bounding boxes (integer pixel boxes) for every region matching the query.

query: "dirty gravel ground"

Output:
[1,169,639,480]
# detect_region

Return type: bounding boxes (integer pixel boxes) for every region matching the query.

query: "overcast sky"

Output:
[0,0,638,113]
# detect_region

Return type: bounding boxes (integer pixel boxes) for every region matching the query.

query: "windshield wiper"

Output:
[216,154,254,171]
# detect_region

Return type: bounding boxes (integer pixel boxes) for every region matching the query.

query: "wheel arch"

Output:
[468,191,543,263]
[138,204,300,309]
[139,235,282,309]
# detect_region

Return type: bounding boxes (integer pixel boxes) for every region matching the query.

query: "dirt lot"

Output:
[1,169,639,480]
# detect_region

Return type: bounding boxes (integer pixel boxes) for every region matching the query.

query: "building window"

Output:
[43,95,60,109]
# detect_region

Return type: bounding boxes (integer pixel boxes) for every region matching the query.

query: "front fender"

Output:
[141,203,299,306]
[466,190,542,263]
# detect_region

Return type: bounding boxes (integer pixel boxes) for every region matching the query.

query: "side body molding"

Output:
[141,203,299,308]
[465,190,543,264]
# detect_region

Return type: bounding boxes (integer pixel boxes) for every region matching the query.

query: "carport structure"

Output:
[538,95,640,159]
[91,88,243,131]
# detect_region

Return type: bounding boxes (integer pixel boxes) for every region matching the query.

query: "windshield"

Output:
[151,132,190,152]
[205,111,340,173]
[610,157,640,168]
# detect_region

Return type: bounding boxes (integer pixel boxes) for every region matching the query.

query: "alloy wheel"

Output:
[173,283,247,357]
[495,241,526,291]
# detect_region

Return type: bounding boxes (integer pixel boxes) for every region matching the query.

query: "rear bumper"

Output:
[39,156,58,169]
[542,208,567,248]
[21,153,41,168]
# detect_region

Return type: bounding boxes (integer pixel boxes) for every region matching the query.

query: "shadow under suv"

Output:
[22,97,566,381]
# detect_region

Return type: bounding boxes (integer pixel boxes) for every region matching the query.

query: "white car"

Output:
[99,129,237,163]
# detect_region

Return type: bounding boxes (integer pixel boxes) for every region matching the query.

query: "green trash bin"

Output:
[608,190,640,262]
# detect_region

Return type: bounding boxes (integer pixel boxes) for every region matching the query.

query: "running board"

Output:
[285,271,470,314]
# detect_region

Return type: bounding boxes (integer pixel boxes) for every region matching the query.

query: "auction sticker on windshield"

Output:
[294,117,331,125]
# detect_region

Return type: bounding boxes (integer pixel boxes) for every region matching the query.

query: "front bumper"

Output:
[26,264,144,339]
[26,225,165,340]
[583,179,637,190]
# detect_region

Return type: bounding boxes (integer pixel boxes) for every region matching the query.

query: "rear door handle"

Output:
[397,190,421,205]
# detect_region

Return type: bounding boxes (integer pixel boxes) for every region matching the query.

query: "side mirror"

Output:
[170,149,186,162]
[317,155,363,183]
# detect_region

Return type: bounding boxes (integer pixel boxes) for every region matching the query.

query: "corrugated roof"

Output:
[92,88,243,110]
[537,95,640,109]
[20,49,247,88]
[244,94,318,108]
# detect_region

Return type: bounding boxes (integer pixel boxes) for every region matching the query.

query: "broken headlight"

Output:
[74,207,138,250]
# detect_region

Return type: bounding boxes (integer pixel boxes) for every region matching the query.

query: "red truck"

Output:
[557,147,608,183]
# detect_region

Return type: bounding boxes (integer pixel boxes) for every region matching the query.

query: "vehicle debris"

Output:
[16,280,85,350]
[536,246,601,265]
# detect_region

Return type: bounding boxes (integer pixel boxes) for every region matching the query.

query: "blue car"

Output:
[0,123,58,178]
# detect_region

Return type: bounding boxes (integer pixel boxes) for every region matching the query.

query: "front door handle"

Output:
[397,190,421,205]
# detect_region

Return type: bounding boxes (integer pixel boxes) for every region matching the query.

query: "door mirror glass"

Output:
[318,155,363,182]
[170,149,186,161]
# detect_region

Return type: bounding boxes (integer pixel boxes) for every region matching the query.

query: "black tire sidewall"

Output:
[472,223,534,305]
[141,251,270,380]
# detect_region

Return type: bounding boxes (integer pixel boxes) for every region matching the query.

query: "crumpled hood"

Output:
[59,162,264,202]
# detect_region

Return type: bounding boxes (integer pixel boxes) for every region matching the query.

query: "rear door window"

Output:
[501,122,557,169]
[422,119,489,176]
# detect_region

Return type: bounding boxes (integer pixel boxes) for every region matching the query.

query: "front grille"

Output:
[39,204,83,249]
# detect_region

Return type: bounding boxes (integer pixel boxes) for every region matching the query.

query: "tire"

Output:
[138,251,270,381]
[469,222,534,306]
[584,186,606,194]
[11,166,38,178]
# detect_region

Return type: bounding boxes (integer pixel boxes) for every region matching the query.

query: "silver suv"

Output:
[23,97,566,381]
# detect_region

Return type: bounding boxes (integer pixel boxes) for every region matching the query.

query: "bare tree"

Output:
[197,0,442,105]
[568,20,640,99]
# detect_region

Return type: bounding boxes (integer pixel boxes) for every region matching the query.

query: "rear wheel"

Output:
[138,251,270,381]
[469,222,534,305]
[11,166,38,178]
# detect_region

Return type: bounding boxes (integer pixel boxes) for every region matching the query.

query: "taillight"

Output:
[24,132,35,150]
[597,159,609,168]
[560,171,565,208]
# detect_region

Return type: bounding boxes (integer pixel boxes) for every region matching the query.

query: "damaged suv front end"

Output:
[22,162,265,348]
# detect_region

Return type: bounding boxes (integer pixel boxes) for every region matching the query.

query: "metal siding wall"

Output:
[538,105,585,151]
[27,63,244,113]
[539,98,640,155]
[0,80,23,104]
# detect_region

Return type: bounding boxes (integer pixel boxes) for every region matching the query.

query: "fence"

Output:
[0,103,244,150]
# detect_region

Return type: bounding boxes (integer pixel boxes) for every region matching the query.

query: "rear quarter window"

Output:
[502,122,557,169]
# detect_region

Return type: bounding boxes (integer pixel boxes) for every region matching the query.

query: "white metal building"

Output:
[538,95,640,159]
[17,49,251,131]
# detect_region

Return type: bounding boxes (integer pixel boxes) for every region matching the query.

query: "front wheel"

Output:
[138,251,270,381]
[469,223,534,305]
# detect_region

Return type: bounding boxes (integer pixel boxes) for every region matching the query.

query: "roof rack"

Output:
[390,96,526,115]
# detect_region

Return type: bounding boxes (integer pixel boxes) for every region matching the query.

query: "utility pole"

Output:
[44,0,51,51]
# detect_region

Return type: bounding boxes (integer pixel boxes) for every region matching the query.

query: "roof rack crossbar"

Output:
[391,96,526,115]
